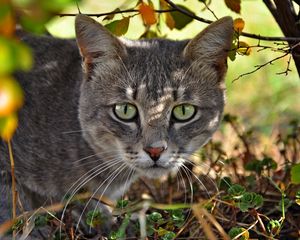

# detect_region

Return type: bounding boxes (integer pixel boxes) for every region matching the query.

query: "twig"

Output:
[57,1,300,42]
[233,52,290,81]
[277,55,292,75]
[58,8,175,18]
[8,140,17,240]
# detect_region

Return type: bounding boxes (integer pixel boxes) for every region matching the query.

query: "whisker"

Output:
[75,163,129,233]
[59,159,123,234]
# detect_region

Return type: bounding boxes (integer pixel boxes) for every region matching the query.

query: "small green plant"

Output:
[226,184,263,212]
[86,210,105,228]
[228,227,249,240]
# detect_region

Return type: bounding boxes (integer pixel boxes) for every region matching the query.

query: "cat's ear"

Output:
[75,14,126,75]
[183,16,233,75]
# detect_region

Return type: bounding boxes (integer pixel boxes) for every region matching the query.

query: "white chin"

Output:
[139,166,178,179]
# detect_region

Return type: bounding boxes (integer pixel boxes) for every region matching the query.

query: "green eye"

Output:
[172,104,196,122]
[114,103,137,121]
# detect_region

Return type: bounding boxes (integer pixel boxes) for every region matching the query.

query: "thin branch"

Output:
[233,52,290,81]
[58,8,175,18]
[164,0,300,42]
[57,0,300,42]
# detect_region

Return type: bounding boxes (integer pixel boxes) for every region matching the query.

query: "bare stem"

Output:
[8,140,17,239]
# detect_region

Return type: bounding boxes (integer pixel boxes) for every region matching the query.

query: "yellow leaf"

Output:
[237,41,251,56]
[165,13,175,30]
[224,0,241,14]
[0,113,18,141]
[139,3,157,26]
[234,18,245,33]
[0,76,24,117]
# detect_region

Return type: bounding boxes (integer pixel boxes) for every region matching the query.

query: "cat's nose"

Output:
[144,146,166,162]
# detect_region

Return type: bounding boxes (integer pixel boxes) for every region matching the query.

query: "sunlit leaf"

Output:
[170,5,194,30]
[228,227,249,240]
[16,42,33,71]
[234,18,244,33]
[0,76,24,117]
[228,42,237,61]
[0,37,33,74]
[139,2,157,26]
[0,37,15,74]
[224,0,241,14]
[0,113,18,141]
[41,0,75,12]
[105,17,130,36]
[291,164,300,184]
[237,41,251,56]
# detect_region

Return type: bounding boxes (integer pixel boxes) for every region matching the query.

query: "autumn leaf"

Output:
[105,17,130,36]
[234,18,245,33]
[0,76,24,117]
[139,2,157,26]
[237,41,251,56]
[0,113,18,141]
[224,0,241,14]
[165,13,175,30]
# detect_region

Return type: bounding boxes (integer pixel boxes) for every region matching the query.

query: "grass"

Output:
[1,115,299,239]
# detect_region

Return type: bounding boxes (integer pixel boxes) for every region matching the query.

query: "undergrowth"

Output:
[1,114,300,239]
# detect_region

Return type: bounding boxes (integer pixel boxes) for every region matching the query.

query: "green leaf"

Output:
[86,210,104,228]
[41,0,75,12]
[162,231,176,240]
[238,192,263,212]
[170,5,194,30]
[228,227,249,240]
[291,163,300,184]
[148,212,163,222]
[219,176,232,190]
[267,219,281,236]
[105,17,130,36]
[116,199,129,208]
[20,15,48,34]
[228,184,246,198]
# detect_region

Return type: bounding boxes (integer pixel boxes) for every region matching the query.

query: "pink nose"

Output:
[144,147,165,162]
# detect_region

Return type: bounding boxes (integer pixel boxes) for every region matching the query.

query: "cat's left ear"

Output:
[183,16,234,76]
[75,14,127,75]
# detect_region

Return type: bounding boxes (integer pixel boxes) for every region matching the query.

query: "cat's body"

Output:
[0,15,234,235]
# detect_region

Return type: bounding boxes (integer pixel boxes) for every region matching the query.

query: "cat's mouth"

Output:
[136,164,177,179]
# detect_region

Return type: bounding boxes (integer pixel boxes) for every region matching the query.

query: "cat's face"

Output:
[75,15,233,178]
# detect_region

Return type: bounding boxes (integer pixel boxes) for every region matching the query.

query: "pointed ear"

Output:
[183,16,234,72]
[75,14,126,76]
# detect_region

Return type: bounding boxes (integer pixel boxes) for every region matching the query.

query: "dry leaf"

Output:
[139,3,157,26]
[165,13,175,30]
[237,41,251,56]
[224,0,241,14]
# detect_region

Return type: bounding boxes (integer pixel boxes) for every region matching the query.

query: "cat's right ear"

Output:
[75,15,126,76]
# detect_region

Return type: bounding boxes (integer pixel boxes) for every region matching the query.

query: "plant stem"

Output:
[8,140,17,239]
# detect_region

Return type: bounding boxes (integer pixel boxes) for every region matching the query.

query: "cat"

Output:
[0,14,233,237]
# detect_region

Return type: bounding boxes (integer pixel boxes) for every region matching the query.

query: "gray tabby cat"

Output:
[0,14,233,233]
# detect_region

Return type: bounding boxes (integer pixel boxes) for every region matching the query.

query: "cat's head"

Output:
[75,15,233,178]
